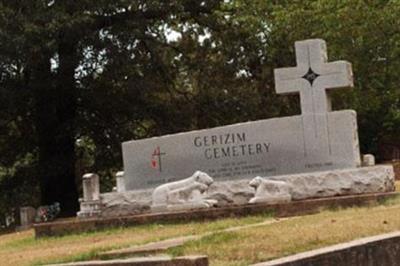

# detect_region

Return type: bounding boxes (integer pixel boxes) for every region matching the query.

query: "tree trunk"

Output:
[32,34,79,216]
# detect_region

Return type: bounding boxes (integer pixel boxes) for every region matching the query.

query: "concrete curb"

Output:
[253,231,400,266]
[46,255,208,266]
[100,236,198,258]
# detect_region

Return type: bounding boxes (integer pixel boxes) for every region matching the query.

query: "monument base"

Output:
[77,199,103,218]
[268,164,395,200]
[78,165,395,217]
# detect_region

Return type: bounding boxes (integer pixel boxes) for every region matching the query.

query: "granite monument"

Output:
[122,39,360,191]
[77,39,395,217]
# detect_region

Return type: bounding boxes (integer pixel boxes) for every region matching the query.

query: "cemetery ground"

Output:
[0,182,399,266]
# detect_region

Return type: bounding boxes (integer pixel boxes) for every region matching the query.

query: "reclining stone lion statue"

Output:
[151,171,217,212]
[248,176,292,204]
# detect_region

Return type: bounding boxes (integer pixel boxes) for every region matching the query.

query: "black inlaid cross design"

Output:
[302,67,320,85]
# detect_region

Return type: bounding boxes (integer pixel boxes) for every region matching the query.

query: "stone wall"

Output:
[254,231,400,266]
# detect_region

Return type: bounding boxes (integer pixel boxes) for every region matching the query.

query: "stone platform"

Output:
[35,191,399,238]
[79,165,395,217]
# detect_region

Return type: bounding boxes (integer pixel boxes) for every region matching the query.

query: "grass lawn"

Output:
[0,215,268,266]
[1,182,399,266]
[169,198,400,265]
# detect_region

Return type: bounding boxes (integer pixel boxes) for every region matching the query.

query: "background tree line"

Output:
[0,0,398,221]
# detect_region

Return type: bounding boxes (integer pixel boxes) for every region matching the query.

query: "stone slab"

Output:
[252,231,400,266]
[122,110,360,190]
[45,255,208,266]
[34,191,399,238]
[101,236,198,258]
[97,165,394,216]
[267,164,395,200]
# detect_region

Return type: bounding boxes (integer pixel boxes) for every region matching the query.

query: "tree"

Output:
[0,0,398,219]
[0,0,224,216]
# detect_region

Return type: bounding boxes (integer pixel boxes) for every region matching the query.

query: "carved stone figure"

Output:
[248,176,292,204]
[151,171,217,212]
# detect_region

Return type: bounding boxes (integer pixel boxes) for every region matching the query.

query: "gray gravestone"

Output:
[116,171,126,192]
[82,173,100,201]
[19,206,36,228]
[122,39,361,190]
[78,173,102,217]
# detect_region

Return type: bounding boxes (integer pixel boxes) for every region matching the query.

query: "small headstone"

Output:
[77,173,102,218]
[362,154,375,166]
[82,173,100,201]
[19,206,36,229]
[116,171,126,192]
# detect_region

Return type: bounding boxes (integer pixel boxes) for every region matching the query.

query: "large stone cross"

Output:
[274,39,354,157]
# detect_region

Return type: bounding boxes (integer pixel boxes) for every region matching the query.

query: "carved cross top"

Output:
[274,39,354,157]
[274,39,354,115]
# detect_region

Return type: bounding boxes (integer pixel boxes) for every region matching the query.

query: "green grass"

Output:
[0,213,272,266]
[167,196,400,266]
